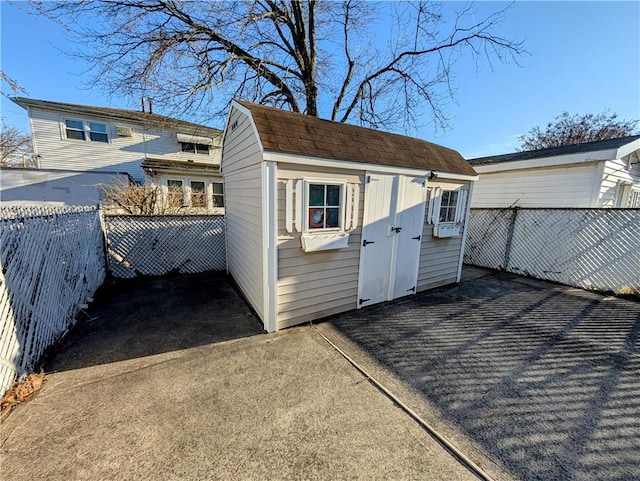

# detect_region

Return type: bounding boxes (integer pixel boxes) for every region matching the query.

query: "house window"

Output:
[439,190,459,223]
[64,119,109,143]
[212,182,224,207]
[180,142,210,155]
[64,120,85,140]
[88,122,109,142]
[307,182,343,230]
[190,181,206,207]
[167,179,184,206]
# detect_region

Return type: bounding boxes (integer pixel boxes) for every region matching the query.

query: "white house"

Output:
[0,167,131,206]
[9,97,225,210]
[468,135,640,208]
[221,100,478,332]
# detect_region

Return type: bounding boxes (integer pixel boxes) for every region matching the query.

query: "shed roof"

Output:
[237,101,476,177]
[468,135,640,166]
[12,97,222,136]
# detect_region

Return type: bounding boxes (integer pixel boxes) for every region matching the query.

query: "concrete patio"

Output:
[1,267,638,480]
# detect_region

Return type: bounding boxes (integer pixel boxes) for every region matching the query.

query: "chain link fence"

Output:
[103,215,226,278]
[465,208,640,295]
[0,206,105,394]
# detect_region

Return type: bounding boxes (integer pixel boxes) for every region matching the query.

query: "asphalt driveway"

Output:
[316,267,640,481]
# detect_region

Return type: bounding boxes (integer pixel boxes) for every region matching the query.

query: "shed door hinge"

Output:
[363,239,375,247]
[359,298,371,305]
[412,235,421,241]
[406,286,416,293]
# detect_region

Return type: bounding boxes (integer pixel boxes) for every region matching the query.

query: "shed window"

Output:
[439,190,459,223]
[64,119,109,143]
[307,182,343,230]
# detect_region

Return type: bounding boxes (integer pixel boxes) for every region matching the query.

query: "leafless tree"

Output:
[99,180,186,215]
[1,120,34,167]
[30,0,524,132]
[519,111,639,151]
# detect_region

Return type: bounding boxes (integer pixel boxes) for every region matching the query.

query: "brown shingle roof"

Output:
[238,101,476,177]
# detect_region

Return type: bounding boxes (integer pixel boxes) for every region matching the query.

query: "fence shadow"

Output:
[46,272,265,373]
[322,271,640,481]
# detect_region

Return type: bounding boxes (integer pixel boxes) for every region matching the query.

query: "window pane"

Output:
[167,180,184,206]
[212,194,225,207]
[65,120,83,130]
[309,184,325,206]
[195,143,210,154]
[326,185,340,206]
[212,182,224,195]
[191,181,206,207]
[89,132,108,143]
[181,142,195,153]
[326,208,339,228]
[309,208,324,229]
[89,122,108,133]
[66,129,85,140]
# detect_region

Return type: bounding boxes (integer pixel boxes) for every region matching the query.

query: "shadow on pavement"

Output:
[46,272,265,373]
[322,269,640,481]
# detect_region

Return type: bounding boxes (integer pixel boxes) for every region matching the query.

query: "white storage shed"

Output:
[221,101,478,332]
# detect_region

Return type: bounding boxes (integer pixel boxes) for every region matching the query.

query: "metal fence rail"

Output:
[104,215,226,278]
[465,208,640,295]
[0,206,105,394]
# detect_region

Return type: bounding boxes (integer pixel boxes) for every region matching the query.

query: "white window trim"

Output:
[303,178,347,233]
[161,177,224,211]
[62,118,111,143]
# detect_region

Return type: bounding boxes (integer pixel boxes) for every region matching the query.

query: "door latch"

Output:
[392,226,402,234]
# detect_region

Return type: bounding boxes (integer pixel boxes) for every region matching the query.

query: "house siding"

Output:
[221,106,265,321]
[276,164,364,330]
[598,158,640,207]
[417,180,468,291]
[471,163,599,208]
[28,106,220,182]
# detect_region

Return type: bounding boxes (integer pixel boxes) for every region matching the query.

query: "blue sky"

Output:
[1,1,639,158]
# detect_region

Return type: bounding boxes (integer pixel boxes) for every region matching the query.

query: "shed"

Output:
[221,100,478,332]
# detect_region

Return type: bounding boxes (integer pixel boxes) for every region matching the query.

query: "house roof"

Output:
[468,135,640,166]
[142,158,220,173]
[236,101,476,177]
[11,97,223,136]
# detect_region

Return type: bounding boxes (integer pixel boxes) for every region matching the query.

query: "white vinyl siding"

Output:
[28,106,221,182]
[598,158,640,207]
[276,165,364,330]
[221,106,265,321]
[471,163,599,208]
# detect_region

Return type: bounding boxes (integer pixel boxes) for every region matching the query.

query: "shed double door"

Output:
[357,173,427,308]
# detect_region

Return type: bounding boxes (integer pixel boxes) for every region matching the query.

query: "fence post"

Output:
[97,205,111,276]
[503,207,519,271]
